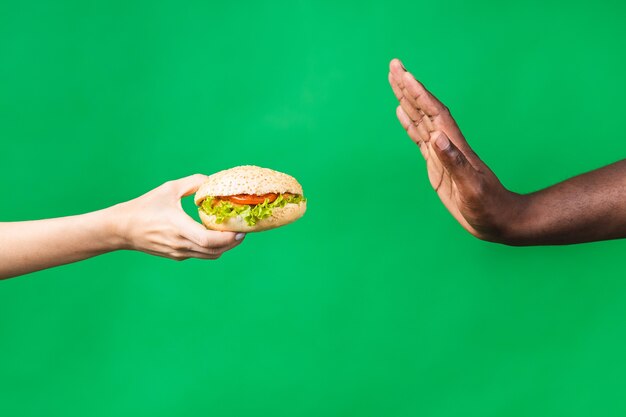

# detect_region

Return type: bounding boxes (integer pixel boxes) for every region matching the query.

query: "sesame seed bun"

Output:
[194,165,306,232]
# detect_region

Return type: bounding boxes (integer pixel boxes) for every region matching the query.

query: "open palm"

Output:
[388,59,519,241]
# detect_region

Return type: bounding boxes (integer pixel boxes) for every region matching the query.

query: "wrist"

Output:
[97,203,132,251]
[488,192,534,246]
[470,190,532,246]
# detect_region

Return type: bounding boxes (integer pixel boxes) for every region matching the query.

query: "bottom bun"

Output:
[198,202,307,232]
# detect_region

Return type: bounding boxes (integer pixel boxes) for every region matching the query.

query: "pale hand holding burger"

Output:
[0,174,240,279]
[1,168,306,280]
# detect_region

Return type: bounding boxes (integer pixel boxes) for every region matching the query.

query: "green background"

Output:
[2,1,626,416]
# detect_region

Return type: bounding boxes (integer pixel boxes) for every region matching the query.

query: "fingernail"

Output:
[435,133,450,150]
[235,233,246,241]
[400,63,407,71]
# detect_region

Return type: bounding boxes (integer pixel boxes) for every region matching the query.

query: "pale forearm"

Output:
[508,160,626,245]
[0,207,123,279]
[0,175,244,280]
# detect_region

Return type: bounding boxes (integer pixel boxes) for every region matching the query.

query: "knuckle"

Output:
[464,181,484,204]
[208,247,223,256]
[170,251,188,261]
[453,152,466,167]
[160,180,176,193]
[474,179,487,197]
[199,235,216,248]
[192,173,207,182]
[173,241,190,251]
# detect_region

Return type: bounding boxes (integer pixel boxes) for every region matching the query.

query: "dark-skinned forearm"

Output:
[506,160,626,245]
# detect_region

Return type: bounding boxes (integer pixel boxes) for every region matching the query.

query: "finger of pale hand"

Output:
[169,250,222,261]
[168,174,209,198]
[176,213,239,249]
[203,229,244,250]
[182,251,223,260]
[182,232,245,254]
[170,236,223,255]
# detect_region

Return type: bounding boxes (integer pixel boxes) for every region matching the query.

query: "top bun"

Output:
[194,165,304,205]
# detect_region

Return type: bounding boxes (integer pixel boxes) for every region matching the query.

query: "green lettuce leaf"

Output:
[199,194,306,226]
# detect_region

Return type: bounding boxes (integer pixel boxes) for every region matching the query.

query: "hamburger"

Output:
[194,165,307,232]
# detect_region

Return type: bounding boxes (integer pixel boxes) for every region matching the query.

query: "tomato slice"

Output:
[223,193,279,205]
